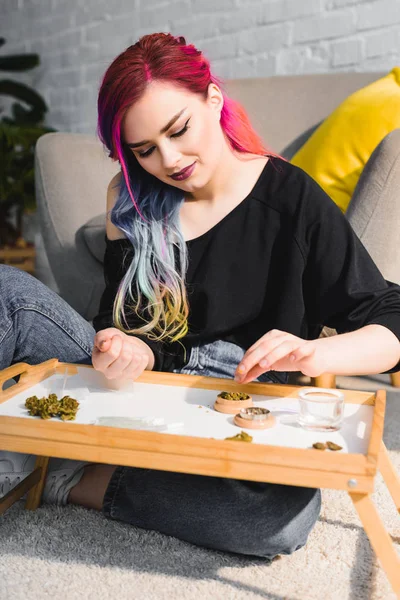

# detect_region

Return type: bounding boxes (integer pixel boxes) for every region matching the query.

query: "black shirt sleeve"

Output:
[296,170,400,373]
[92,237,168,372]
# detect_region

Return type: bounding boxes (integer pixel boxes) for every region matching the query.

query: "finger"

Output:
[245,329,286,355]
[94,331,113,352]
[236,335,297,380]
[240,343,316,384]
[120,353,148,381]
[239,341,304,384]
[239,347,302,385]
[240,364,272,384]
[104,344,135,379]
[95,335,124,373]
[259,340,307,371]
[289,343,316,364]
[97,339,111,352]
[105,344,148,380]
[94,330,120,352]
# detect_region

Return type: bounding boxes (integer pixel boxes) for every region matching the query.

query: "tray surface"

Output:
[0,367,373,455]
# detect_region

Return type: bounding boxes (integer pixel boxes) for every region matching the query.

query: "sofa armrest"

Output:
[346,129,400,285]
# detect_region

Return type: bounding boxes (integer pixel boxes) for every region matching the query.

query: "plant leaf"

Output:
[11,102,45,124]
[0,80,47,113]
[0,54,39,71]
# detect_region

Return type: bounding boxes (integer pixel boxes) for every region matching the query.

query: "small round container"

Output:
[214,392,253,414]
[233,406,276,430]
[297,388,344,432]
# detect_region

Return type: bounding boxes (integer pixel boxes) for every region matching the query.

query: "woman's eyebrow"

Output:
[126,108,187,148]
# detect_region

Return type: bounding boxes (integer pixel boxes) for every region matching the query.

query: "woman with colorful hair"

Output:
[1,33,400,560]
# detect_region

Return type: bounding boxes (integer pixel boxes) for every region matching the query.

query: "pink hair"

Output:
[97,32,277,183]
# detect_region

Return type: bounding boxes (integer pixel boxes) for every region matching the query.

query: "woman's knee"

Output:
[0,265,47,303]
[0,264,35,284]
[260,487,322,558]
[0,265,95,367]
[178,480,321,559]
[219,484,321,559]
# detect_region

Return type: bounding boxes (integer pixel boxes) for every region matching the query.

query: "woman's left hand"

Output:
[235,329,327,384]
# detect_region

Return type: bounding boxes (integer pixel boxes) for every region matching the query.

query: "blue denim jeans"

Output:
[0,266,321,559]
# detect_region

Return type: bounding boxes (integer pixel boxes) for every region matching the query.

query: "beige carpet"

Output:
[1,374,399,600]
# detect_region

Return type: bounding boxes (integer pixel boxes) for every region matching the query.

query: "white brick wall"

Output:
[1,0,400,134]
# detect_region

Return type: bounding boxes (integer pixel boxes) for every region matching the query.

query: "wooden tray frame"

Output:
[0,359,399,595]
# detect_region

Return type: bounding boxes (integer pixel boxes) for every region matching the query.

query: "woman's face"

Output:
[122,81,225,194]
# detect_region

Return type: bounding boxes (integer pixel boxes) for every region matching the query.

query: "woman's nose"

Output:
[160,147,181,171]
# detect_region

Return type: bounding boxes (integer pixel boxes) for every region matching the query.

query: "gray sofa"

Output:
[35,71,400,324]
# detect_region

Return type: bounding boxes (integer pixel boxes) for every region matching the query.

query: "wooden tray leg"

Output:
[25,456,49,511]
[379,442,400,513]
[390,372,400,388]
[349,491,400,596]
[0,456,49,515]
[312,373,337,388]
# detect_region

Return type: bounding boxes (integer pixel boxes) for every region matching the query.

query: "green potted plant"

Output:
[0,37,54,248]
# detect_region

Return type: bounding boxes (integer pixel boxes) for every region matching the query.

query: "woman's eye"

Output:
[171,118,190,138]
[138,147,155,158]
[137,118,190,158]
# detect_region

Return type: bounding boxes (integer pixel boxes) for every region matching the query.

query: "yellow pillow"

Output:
[291,67,400,213]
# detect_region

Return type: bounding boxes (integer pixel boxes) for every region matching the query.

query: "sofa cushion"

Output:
[291,67,400,213]
[82,213,107,263]
[280,122,322,160]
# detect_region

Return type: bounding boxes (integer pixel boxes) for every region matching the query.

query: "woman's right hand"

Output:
[92,327,154,381]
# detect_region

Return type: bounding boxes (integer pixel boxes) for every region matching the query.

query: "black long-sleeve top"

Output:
[93,157,400,374]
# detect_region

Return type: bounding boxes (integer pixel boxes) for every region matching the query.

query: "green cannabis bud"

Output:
[225,431,253,442]
[58,395,79,420]
[326,441,342,451]
[25,393,79,421]
[218,391,250,401]
[25,395,44,417]
[312,442,327,450]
